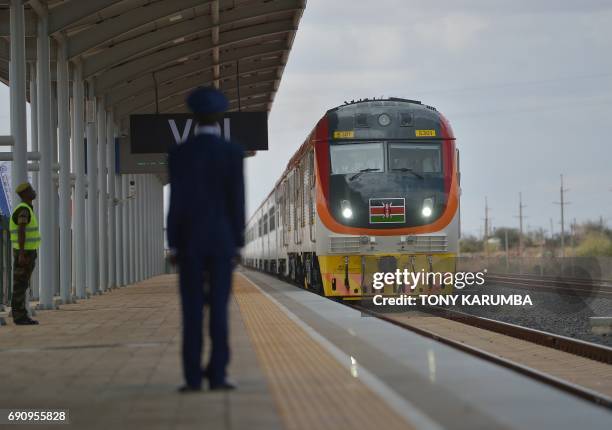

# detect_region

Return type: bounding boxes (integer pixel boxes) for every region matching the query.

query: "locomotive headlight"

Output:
[378,113,391,127]
[341,200,353,219]
[422,197,434,218]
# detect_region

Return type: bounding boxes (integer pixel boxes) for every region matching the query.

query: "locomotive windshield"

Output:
[330,143,383,174]
[330,142,442,175]
[388,143,442,175]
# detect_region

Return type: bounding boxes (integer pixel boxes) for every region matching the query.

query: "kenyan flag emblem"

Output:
[369,198,405,224]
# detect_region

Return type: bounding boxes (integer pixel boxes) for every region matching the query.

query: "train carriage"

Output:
[244,98,460,298]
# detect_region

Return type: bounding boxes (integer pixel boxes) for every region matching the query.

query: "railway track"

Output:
[348,302,612,410]
[485,273,612,296]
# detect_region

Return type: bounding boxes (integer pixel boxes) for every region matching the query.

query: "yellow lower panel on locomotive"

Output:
[317,253,456,298]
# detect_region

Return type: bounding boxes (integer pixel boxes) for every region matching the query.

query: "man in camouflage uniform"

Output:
[9,182,40,325]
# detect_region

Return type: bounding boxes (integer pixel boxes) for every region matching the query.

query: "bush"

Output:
[460,235,483,253]
[575,233,612,257]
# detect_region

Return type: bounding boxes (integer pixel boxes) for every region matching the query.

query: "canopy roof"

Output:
[0,0,305,131]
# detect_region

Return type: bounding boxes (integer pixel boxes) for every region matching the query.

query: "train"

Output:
[243,98,460,299]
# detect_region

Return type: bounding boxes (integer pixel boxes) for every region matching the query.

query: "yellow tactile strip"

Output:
[393,314,612,398]
[234,274,414,430]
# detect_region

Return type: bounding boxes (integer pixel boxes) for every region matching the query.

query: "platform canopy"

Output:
[0,0,305,132]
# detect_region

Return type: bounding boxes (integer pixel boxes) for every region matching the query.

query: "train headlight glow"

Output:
[378,113,391,126]
[341,200,353,219]
[422,197,434,218]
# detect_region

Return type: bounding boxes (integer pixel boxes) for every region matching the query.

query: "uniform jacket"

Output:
[167,132,245,257]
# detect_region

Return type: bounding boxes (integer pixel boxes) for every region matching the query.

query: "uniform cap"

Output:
[15,182,33,194]
[186,86,229,114]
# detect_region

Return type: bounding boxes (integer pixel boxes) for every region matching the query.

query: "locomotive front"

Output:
[313,98,460,298]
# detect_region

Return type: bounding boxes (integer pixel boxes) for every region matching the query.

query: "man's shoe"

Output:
[209,380,237,391]
[14,318,39,325]
[178,385,201,393]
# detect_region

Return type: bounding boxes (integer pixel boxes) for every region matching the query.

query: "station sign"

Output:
[119,112,268,174]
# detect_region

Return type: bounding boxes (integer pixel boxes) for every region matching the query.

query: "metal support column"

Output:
[160,179,163,274]
[51,82,59,298]
[97,98,108,291]
[36,8,54,309]
[138,175,144,281]
[106,113,116,288]
[142,175,147,279]
[115,172,123,286]
[86,82,98,296]
[9,0,27,206]
[72,62,87,299]
[121,175,128,285]
[128,174,135,284]
[145,175,150,278]
[28,62,40,301]
[57,36,72,304]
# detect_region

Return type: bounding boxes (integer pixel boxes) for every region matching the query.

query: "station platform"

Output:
[0,269,610,430]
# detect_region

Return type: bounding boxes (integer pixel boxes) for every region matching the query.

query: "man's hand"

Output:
[18,250,27,266]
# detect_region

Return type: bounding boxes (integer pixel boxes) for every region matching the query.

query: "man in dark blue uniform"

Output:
[167,87,245,392]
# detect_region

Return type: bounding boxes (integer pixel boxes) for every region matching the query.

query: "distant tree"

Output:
[492,227,520,249]
[460,235,483,253]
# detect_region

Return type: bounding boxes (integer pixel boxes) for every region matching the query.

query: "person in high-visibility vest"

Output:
[9,182,40,325]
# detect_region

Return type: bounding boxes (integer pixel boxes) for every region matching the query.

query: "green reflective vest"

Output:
[9,202,41,250]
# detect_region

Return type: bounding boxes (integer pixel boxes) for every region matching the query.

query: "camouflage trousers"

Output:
[11,250,37,322]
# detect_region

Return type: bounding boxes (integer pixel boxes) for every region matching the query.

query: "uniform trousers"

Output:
[178,254,233,388]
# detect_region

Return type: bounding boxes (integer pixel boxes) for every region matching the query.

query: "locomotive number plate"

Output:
[333,131,355,139]
[415,129,436,137]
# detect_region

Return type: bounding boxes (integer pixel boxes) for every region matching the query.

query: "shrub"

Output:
[575,233,612,257]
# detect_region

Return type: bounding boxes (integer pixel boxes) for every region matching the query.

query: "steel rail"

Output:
[486,273,612,296]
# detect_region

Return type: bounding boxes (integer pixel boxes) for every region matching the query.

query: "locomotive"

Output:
[244,98,460,299]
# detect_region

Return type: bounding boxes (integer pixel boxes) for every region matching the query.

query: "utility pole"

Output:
[483,197,491,256]
[514,192,526,257]
[504,229,509,272]
[514,192,527,274]
[549,218,554,239]
[554,174,570,258]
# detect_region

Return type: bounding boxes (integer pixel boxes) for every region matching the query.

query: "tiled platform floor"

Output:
[0,273,415,430]
[0,275,282,430]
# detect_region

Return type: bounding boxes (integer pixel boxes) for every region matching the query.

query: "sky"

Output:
[1,0,611,239]
[245,0,612,238]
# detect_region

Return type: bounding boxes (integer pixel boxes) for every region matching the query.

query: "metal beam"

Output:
[67,0,210,59]
[156,82,275,114]
[211,0,219,88]
[48,0,128,34]
[105,41,286,106]
[94,19,296,91]
[165,100,268,114]
[82,13,214,78]
[0,8,36,36]
[114,67,278,119]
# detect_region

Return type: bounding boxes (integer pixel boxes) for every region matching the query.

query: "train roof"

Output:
[327,97,438,113]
